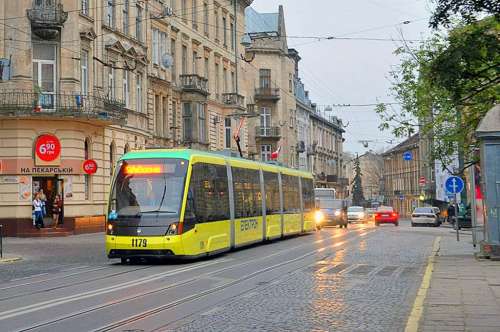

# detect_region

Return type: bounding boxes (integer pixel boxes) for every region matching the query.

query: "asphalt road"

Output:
[0,221,455,332]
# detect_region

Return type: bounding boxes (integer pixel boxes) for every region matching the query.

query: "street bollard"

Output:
[0,224,3,259]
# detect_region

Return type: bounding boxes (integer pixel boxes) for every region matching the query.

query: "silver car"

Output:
[347,206,366,223]
[411,207,440,227]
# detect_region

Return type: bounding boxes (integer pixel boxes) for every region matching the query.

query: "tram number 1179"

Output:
[131,238,148,248]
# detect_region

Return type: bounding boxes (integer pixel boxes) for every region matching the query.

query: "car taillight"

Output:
[392,213,398,217]
[166,222,183,235]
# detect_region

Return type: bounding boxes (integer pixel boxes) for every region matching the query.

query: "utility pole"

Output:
[233,0,239,94]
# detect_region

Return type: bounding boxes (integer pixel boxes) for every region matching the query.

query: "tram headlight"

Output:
[314,210,325,224]
[334,210,341,216]
[107,223,113,235]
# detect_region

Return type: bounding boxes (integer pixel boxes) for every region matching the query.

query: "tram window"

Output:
[282,175,301,214]
[232,167,262,219]
[188,163,230,223]
[263,171,280,215]
[301,178,314,212]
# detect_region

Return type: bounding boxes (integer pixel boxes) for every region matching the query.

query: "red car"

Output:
[375,206,399,226]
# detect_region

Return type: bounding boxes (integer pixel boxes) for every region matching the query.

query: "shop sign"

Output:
[82,159,98,175]
[20,166,74,175]
[35,134,61,166]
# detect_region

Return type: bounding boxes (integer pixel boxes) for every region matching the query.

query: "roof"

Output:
[477,104,500,137]
[245,7,279,34]
[382,133,420,156]
[120,149,313,178]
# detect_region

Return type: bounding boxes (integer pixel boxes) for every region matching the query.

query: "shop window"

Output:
[232,167,262,219]
[186,163,230,223]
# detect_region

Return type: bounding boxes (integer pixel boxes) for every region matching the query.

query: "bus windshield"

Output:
[108,159,188,223]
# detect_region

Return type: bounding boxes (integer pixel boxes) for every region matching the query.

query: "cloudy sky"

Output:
[251,0,434,154]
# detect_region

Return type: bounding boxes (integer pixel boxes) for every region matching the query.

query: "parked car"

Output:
[411,207,441,227]
[374,206,399,226]
[347,206,366,223]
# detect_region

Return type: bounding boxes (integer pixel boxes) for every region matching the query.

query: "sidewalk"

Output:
[419,232,500,332]
[0,254,22,263]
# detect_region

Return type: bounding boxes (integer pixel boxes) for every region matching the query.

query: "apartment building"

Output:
[0,0,253,236]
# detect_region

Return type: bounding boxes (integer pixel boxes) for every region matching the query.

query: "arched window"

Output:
[110,141,116,176]
[84,138,91,200]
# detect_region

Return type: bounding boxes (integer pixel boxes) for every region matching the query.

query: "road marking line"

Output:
[405,236,441,332]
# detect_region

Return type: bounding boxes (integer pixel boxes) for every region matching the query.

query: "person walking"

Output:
[52,194,62,229]
[33,193,44,229]
[39,189,47,217]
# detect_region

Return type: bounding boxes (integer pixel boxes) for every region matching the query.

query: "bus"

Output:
[106,149,316,262]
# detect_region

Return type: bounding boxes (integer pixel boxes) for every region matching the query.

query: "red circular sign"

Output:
[35,134,61,162]
[83,159,98,175]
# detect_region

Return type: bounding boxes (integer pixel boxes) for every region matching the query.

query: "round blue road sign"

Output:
[445,176,464,194]
[403,151,413,161]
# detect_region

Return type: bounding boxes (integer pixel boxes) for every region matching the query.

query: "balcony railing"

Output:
[179,74,209,96]
[27,0,68,40]
[0,91,127,125]
[255,87,280,101]
[255,126,281,138]
[222,93,245,109]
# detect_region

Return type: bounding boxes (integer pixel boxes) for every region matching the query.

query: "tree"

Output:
[351,155,365,206]
[430,0,500,28]
[376,16,499,174]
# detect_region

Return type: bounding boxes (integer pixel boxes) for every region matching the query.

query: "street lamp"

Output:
[240,35,255,63]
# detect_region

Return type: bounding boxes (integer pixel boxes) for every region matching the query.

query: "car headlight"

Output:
[314,210,324,224]
[334,210,341,216]
[360,212,365,218]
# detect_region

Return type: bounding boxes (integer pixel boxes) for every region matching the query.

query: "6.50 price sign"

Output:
[35,134,61,164]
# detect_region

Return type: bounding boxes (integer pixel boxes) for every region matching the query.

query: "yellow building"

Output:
[0,0,253,236]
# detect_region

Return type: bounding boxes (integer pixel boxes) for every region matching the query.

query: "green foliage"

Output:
[352,156,365,206]
[377,16,500,172]
[430,0,500,28]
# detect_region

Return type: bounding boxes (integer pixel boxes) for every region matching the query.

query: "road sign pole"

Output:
[455,194,459,242]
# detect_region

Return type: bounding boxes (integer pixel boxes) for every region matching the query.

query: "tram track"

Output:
[6,227,375,332]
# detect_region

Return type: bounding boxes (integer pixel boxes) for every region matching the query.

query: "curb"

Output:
[0,256,22,264]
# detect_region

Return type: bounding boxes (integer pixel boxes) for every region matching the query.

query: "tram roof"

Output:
[120,149,313,178]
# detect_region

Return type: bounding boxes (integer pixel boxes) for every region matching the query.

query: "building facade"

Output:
[0,0,253,236]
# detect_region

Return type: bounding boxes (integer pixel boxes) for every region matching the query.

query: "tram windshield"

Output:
[108,159,188,224]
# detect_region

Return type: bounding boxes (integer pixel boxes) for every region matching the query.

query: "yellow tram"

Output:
[106,149,315,262]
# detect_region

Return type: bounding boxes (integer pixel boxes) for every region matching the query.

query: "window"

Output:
[282,175,301,213]
[81,50,89,96]
[183,103,193,141]
[231,71,235,92]
[204,57,209,84]
[192,50,198,74]
[182,45,188,74]
[223,67,228,92]
[289,73,293,93]
[222,16,227,46]
[123,70,129,107]
[171,38,177,81]
[198,104,206,143]
[84,138,91,200]
[260,107,271,134]
[135,5,143,41]
[259,69,271,88]
[152,29,159,65]
[172,100,177,141]
[232,168,262,218]
[106,0,114,27]
[261,144,272,162]
[264,171,280,214]
[215,9,220,41]
[81,0,89,15]
[224,117,231,149]
[185,163,230,223]
[301,178,314,212]
[109,141,115,175]
[215,63,220,97]
[122,0,129,34]
[136,73,142,112]
[181,0,187,22]
[163,96,168,138]
[33,43,56,109]
[155,95,162,136]
[230,22,235,50]
[108,62,115,98]
[203,3,209,36]
[192,0,197,29]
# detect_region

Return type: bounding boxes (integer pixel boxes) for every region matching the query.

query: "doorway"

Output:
[32,176,64,226]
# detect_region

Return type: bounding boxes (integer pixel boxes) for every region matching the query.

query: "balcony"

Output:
[0,91,127,125]
[255,126,281,139]
[27,0,68,40]
[255,87,280,102]
[179,74,209,96]
[222,93,245,110]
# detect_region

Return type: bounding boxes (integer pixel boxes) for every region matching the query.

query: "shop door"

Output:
[57,178,64,224]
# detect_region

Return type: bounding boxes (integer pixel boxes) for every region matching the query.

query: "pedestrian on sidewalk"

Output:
[447,204,458,224]
[39,189,47,217]
[52,194,62,229]
[33,193,44,229]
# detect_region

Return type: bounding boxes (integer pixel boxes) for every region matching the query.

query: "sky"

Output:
[251,0,434,154]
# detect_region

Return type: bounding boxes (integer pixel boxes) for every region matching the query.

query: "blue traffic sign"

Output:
[403,151,413,161]
[445,176,464,194]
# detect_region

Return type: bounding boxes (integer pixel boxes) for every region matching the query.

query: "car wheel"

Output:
[411,222,415,227]
[395,222,399,227]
